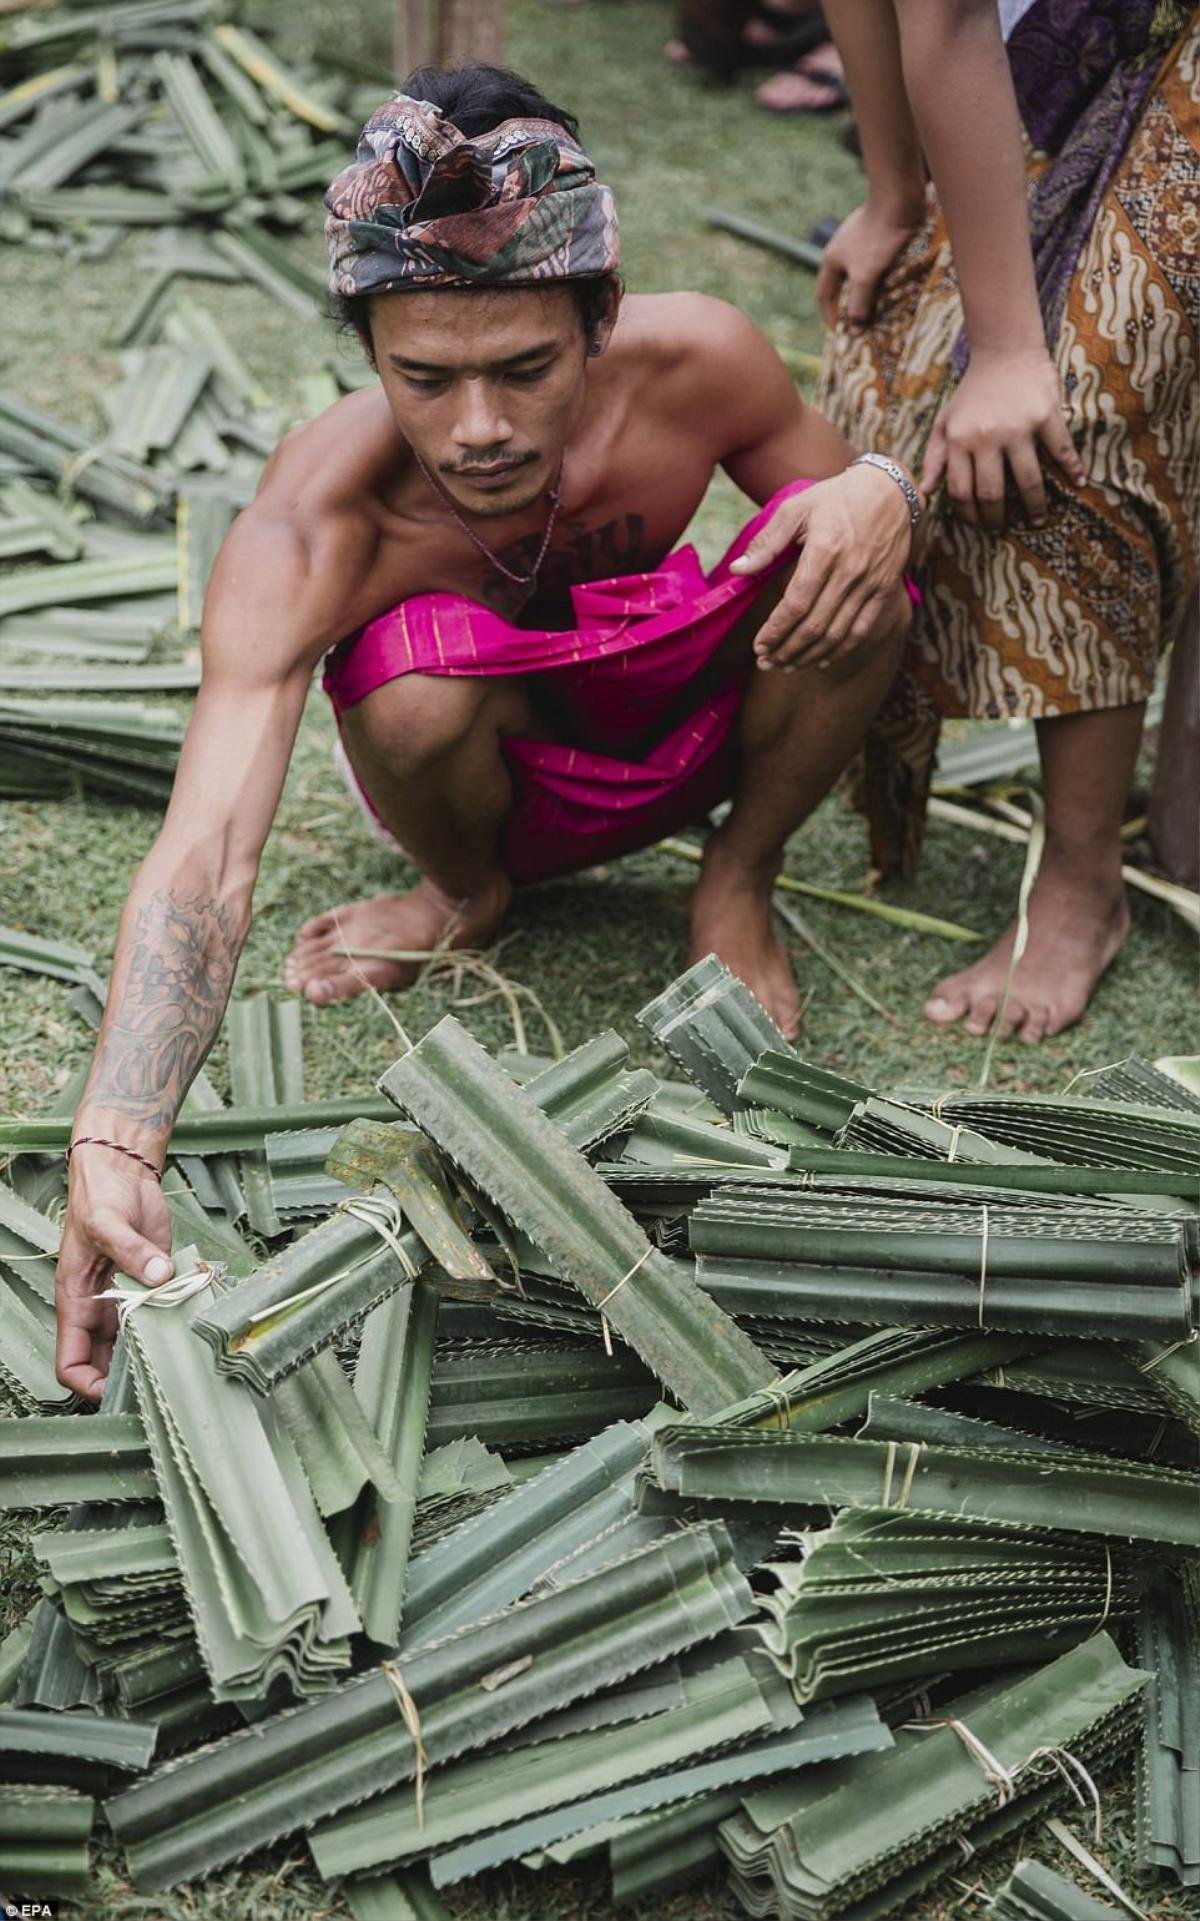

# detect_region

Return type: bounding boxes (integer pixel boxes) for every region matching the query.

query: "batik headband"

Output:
[325,94,620,298]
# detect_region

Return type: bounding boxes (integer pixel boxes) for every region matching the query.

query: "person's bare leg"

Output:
[284,671,537,1005]
[689,592,909,1038]
[925,703,1141,1044]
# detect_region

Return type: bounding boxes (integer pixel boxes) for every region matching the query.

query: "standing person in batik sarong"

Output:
[817,0,1198,1043]
[54,66,924,1402]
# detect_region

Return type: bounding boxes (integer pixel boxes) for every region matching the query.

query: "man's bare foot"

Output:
[689,842,801,1039]
[283,872,512,1006]
[924,858,1130,1045]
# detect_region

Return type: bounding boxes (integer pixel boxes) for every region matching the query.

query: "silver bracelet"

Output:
[850,452,923,530]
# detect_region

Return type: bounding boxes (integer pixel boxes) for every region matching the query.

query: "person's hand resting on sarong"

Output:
[919,348,1086,532]
[730,459,914,670]
[816,197,927,333]
[812,2,1090,533]
[818,203,1085,534]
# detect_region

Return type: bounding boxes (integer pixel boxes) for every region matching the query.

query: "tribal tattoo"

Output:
[481,511,648,615]
[86,889,240,1136]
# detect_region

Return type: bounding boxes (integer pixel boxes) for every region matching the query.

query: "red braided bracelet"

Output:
[67,1136,163,1183]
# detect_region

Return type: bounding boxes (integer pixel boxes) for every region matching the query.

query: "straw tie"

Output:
[905,1716,1018,1804]
[977,1206,991,1329]
[881,1441,922,1509]
[98,1260,225,1328]
[760,1375,795,1431]
[904,1717,1105,1844]
[59,443,109,499]
[596,1244,654,1356]
[896,1440,922,1509]
[336,1194,420,1278]
[1059,1060,1128,1091]
[1095,1543,1113,1632]
[1136,1329,1198,1373]
[380,1660,428,1830]
[1025,1745,1104,1845]
[230,1199,420,1350]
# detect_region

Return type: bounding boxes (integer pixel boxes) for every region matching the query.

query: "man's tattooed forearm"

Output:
[87,889,241,1134]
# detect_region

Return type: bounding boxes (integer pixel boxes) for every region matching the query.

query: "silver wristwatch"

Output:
[850,452,923,530]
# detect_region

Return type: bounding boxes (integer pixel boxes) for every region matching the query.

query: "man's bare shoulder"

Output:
[613,293,792,435]
[202,387,411,669]
[252,385,408,526]
[617,292,775,380]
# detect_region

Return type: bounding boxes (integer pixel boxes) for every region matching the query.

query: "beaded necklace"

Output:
[412,447,564,591]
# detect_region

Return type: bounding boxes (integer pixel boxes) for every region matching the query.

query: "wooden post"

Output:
[396,0,434,75]
[1148,599,1199,887]
[438,0,505,64]
[395,0,504,76]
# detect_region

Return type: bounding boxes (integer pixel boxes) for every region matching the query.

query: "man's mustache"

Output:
[442,452,538,476]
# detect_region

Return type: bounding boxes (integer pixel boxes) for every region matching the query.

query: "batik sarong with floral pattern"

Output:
[818,9,1199,876]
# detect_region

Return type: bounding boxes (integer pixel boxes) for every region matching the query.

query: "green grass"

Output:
[0,0,1195,1916]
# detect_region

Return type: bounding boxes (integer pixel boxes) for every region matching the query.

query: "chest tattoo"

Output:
[479,512,648,617]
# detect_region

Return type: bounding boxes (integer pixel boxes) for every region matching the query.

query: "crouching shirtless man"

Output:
[55,65,920,1399]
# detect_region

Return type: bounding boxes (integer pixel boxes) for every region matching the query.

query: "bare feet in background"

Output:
[924,858,1130,1044]
[756,43,846,113]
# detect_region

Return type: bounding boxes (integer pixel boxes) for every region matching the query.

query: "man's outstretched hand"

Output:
[55,1147,174,1402]
[732,461,914,670]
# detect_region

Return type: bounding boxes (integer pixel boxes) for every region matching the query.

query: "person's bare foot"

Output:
[756,44,846,113]
[283,872,512,1006]
[924,857,1131,1045]
[689,842,801,1039]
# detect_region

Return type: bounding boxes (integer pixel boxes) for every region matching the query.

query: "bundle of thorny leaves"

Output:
[0,0,377,268]
[0,275,365,791]
[0,956,1197,1918]
[0,2,376,802]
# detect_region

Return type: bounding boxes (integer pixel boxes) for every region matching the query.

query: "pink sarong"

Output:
[323,481,809,885]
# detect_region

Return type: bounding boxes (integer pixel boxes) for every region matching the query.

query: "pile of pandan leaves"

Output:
[0,0,381,274]
[0,0,377,802]
[0,239,368,797]
[3,0,1198,1911]
[0,945,1196,1920]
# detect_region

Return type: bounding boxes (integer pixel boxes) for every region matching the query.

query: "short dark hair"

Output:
[329,63,618,364]
[399,62,580,140]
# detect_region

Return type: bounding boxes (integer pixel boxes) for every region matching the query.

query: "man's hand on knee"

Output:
[753,576,907,673]
[797,579,914,680]
[830,579,914,676]
[731,463,914,671]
